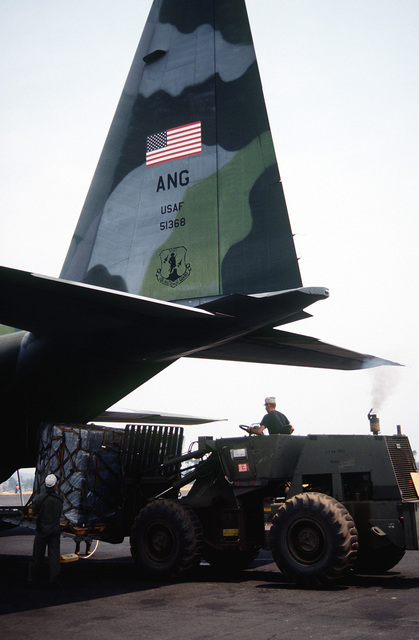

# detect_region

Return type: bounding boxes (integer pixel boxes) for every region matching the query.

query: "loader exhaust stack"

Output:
[368,408,380,435]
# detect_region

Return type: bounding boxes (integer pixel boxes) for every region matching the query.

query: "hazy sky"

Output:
[1,1,418,454]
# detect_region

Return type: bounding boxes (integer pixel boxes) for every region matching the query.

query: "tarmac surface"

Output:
[1,515,419,640]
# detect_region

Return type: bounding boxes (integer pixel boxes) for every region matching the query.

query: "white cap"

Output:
[265,397,276,405]
[45,474,57,488]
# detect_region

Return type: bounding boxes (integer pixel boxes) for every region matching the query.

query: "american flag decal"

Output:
[146,121,201,166]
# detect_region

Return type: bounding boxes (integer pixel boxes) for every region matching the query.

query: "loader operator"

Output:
[28,473,63,587]
[248,397,294,435]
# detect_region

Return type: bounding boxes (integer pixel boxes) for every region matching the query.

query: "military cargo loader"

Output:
[22,419,419,587]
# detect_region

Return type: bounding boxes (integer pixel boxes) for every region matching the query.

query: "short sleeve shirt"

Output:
[261,410,292,434]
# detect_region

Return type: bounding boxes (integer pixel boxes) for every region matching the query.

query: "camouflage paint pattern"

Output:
[0,325,15,336]
[60,0,302,302]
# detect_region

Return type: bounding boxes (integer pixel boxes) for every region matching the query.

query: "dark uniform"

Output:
[28,486,63,585]
[261,409,292,434]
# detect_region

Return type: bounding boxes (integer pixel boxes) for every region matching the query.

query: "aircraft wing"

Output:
[0,265,214,337]
[191,327,401,371]
[93,409,224,425]
[0,266,328,362]
[0,266,397,371]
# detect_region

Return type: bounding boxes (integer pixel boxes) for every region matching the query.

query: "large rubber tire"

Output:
[270,492,359,587]
[354,544,405,575]
[203,544,260,574]
[130,499,203,578]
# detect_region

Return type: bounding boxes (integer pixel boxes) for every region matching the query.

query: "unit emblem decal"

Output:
[156,246,191,288]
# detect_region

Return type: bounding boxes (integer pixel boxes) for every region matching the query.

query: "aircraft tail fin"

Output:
[60,0,302,302]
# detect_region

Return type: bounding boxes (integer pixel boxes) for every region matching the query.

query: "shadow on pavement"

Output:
[2,527,419,615]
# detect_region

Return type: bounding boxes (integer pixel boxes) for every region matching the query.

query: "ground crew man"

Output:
[28,473,63,587]
[248,397,294,435]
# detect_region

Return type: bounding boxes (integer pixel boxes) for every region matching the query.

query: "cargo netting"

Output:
[35,423,124,527]
[34,422,184,529]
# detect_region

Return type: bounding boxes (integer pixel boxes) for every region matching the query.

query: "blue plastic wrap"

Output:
[34,423,124,526]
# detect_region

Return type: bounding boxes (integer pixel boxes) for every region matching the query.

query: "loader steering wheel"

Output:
[239,425,253,435]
